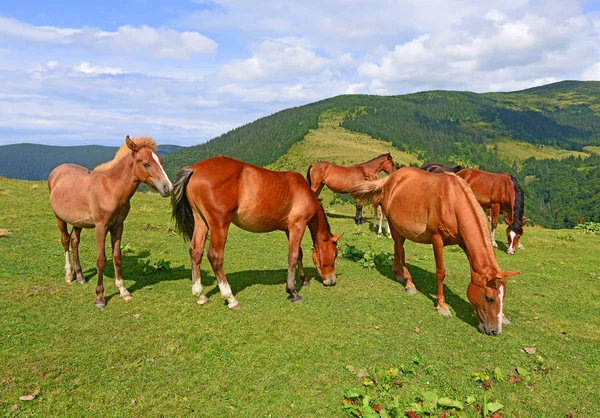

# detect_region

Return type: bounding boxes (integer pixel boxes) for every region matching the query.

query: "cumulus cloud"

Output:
[74,62,123,75]
[0,17,217,59]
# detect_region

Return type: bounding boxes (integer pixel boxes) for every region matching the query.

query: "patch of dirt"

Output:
[0,228,11,237]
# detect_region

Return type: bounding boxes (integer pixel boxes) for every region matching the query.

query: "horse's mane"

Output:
[421,163,463,173]
[453,174,503,280]
[317,200,333,236]
[94,137,157,171]
[365,153,391,163]
[509,175,525,235]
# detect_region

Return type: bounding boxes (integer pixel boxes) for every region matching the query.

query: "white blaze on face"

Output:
[498,285,504,332]
[152,152,173,191]
[508,230,517,253]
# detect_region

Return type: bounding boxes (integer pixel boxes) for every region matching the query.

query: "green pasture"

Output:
[487,140,590,164]
[1,177,599,417]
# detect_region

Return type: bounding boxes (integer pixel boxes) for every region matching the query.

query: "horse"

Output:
[422,164,526,254]
[350,167,520,335]
[48,136,173,308]
[171,156,342,309]
[421,163,463,173]
[306,153,396,225]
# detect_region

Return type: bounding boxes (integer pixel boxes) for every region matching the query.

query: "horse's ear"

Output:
[503,270,520,278]
[521,219,528,226]
[332,233,344,243]
[125,135,139,152]
[504,216,512,225]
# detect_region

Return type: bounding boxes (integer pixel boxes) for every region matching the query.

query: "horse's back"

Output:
[457,168,512,207]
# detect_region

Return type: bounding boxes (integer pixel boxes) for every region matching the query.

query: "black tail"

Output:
[171,167,195,241]
[510,175,525,235]
[306,164,313,187]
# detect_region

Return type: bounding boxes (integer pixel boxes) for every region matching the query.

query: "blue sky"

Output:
[0,0,599,147]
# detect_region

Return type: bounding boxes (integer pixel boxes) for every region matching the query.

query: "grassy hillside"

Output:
[0,143,181,181]
[487,139,590,164]
[1,177,599,417]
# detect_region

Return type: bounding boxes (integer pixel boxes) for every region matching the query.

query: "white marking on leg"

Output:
[507,230,516,254]
[64,251,73,281]
[115,278,132,300]
[152,152,173,190]
[218,281,238,308]
[192,279,202,297]
[497,285,504,333]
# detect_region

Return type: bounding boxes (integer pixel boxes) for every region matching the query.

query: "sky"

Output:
[0,0,599,147]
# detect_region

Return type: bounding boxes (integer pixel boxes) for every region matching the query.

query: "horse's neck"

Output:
[98,157,140,205]
[361,157,384,174]
[308,206,329,244]
[460,218,502,280]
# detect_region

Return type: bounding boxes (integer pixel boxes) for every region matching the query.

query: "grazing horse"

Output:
[171,156,342,309]
[350,167,520,335]
[48,136,173,308]
[306,153,396,225]
[422,165,526,254]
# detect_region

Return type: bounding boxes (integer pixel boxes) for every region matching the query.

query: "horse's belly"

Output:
[232,213,281,233]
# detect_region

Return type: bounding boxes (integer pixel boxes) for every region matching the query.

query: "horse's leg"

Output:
[285,227,305,303]
[355,202,365,225]
[207,223,240,309]
[385,213,391,239]
[190,216,209,305]
[56,217,73,283]
[373,205,378,232]
[390,228,415,294]
[110,223,131,301]
[298,247,309,286]
[94,225,109,308]
[377,206,383,236]
[490,204,500,248]
[432,234,451,316]
[70,227,85,284]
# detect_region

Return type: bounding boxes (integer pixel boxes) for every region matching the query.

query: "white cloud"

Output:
[0,17,217,59]
[74,62,123,75]
[581,63,600,80]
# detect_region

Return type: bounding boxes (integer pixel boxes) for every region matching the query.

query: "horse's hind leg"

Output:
[190,215,209,305]
[390,229,416,295]
[207,222,240,309]
[490,205,500,248]
[56,217,73,283]
[354,202,365,225]
[110,223,132,301]
[70,227,86,284]
[432,234,451,317]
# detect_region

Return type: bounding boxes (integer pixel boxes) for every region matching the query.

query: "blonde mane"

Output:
[94,137,157,171]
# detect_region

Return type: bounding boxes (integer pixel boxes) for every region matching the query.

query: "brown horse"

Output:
[48,136,173,308]
[422,164,526,254]
[306,153,396,225]
[350,167,520,335]
[171,156,342,308]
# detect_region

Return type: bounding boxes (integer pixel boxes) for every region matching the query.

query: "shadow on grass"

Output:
[374,260,478,330]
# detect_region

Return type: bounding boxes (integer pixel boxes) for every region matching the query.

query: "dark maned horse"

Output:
[48,136,173,308]
[171,156,342,309]
[421,163,463,173]
[351,167,520,335]
[422,164,526,254]
[306,153,396,225]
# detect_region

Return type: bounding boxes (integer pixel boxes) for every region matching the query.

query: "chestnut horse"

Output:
[306,153,396,225]
[48,136,173,308]
[422,165,526,254]
[350,167,520,335]
[171,156,342,309]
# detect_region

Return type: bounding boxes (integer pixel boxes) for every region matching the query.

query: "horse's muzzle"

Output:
[322,276,337,286]
[156,182,173,197]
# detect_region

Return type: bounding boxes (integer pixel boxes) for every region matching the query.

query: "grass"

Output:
[487,139,590,164]
[583,145,600,155]
[1,176,599,417]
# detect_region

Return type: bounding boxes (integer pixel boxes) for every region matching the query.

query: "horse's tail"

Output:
[171,167,195,241]
[349,176,390,206]
[509,175,525,235]
[306,164,313,187]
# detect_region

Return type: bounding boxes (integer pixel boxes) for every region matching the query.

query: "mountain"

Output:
[162,80,600,177]
[0,143,181,181]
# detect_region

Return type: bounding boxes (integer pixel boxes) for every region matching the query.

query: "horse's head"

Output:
[467,271,519,336]
[126,135,173,197]
[381,154,397,174]
[312,233,343,286]
[505,218,527,255]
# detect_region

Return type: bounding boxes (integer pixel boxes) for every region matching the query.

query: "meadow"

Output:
[1,176,599,417]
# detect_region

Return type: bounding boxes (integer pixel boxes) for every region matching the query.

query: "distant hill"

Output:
[0,143,181,181]
[163,80,600,177]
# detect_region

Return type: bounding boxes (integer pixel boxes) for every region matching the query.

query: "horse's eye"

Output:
[143,163,151,168]
[485,296,495,303]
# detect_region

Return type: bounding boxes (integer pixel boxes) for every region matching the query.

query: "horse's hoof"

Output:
[492,242,498,248]
[437,308,452,317]
[122,294,132,302]
[95,303,106,309]
[302,279,311,286]
[197,295,209,306]
[395,277,406,284]
[502,315,511,325]
[405,287,417,295]
[377,233,382,237]
[229,303,242,310]
[76,279,86,285]
[291,296,303,304]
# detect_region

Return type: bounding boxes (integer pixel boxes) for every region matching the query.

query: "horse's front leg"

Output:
[285,227,305,303]
[297,246,309,286]
[207,222,240,309]
[490,204,500,248]
[70,227,86,284]
[110,223,132,301]
[432,235,451,316]
[94,225,109,308]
